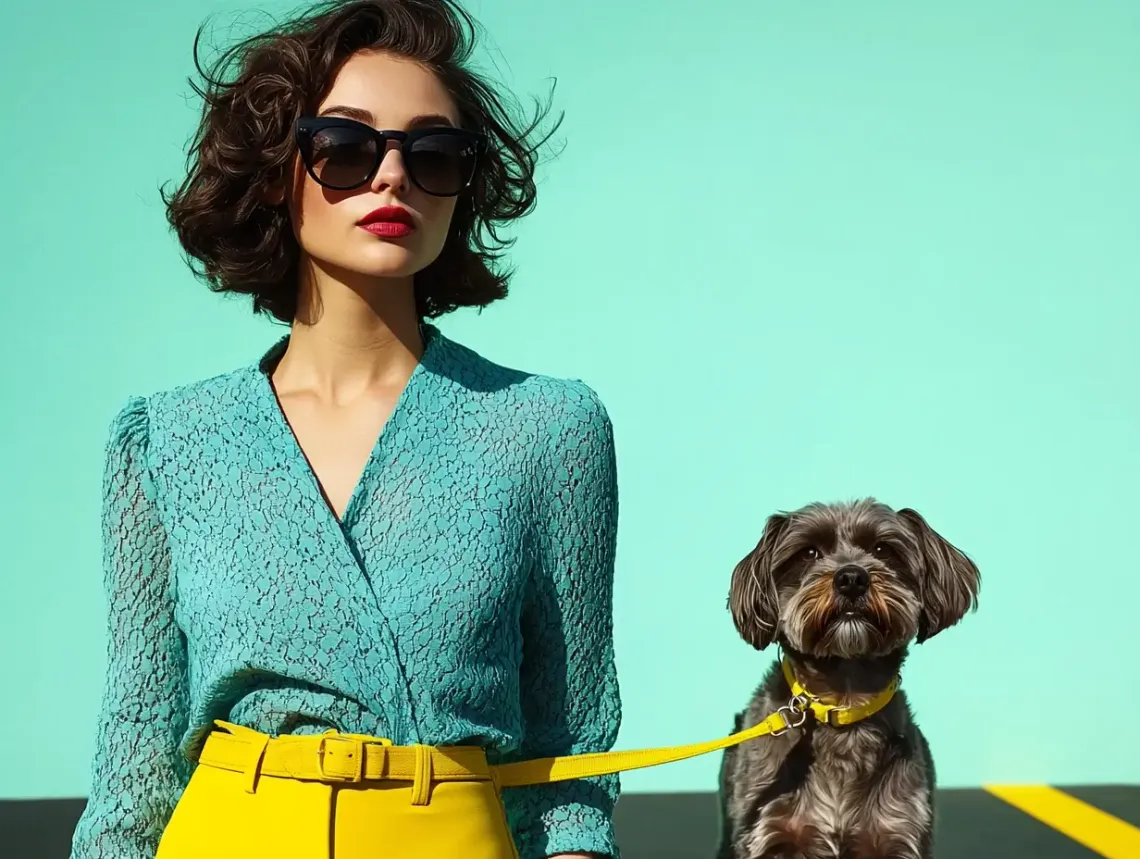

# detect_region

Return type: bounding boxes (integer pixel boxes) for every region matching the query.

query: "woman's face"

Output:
[289,50,463,285]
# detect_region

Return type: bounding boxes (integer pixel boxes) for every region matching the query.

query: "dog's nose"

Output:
[833,565,869,598]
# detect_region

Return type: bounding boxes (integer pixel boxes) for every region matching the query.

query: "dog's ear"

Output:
[898,508,980,643]
[728,513,789,650]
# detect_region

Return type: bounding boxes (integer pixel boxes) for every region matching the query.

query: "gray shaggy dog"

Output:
[716,499,980,859]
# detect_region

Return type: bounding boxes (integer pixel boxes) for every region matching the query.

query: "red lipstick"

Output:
[357,205,416,239]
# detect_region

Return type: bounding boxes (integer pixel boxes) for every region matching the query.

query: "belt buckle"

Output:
[317,735,366,782]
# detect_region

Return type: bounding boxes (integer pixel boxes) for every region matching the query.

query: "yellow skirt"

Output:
[155,721,519,859]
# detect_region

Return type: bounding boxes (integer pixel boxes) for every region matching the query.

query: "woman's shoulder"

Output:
[435,328,612,434]
[518,373,612,441]
[104,353,266,450]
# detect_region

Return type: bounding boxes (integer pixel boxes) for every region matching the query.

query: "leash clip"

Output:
[771,693,811,736]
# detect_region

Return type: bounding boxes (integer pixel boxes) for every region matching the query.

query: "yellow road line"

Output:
[984,784,1140,859]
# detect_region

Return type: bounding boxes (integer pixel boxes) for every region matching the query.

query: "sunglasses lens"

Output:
[307,125,378,189]
[406,132,477,195]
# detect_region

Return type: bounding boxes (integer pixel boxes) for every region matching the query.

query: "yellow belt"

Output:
[199,658,899,789]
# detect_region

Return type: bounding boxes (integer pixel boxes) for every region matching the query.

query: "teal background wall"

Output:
[1,0,1137,801]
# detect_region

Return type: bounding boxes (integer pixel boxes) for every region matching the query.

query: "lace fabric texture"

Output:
[70,324,622,859]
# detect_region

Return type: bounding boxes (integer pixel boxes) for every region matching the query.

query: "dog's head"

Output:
[728,498,979,658]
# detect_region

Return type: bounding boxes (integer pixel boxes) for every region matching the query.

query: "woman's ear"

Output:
[260,161,295,207]
[260,179,287,206]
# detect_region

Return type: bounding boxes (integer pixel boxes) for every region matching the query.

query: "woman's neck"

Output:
[275,263,424,402]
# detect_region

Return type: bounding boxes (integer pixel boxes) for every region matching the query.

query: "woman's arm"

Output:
[500,381,623,859]
[70,396,191,859]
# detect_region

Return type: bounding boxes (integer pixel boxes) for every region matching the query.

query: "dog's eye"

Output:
[872,543,894,559]
[800,546,820,561]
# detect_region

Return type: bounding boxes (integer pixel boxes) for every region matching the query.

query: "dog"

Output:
[715,498,980,859]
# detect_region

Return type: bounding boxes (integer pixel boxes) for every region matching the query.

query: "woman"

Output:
[69,1,621,857]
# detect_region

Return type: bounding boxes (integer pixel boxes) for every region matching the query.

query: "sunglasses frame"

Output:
[294,116,484,196]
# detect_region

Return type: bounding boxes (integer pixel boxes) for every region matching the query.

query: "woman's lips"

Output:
[357,205,416,239]
[360,221,414,238]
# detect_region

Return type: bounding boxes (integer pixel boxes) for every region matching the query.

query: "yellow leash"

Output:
[200,659,899,789]
[492,658,899,787]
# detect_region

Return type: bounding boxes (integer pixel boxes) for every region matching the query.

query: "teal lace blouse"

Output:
[69,324,622,859]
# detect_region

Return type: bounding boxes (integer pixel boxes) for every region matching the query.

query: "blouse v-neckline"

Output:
[253,324,441,531]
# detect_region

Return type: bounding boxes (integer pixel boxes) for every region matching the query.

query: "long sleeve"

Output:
[70,396,191,859]
[501,381,623,859]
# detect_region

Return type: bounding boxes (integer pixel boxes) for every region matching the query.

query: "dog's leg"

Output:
[851,742,933,859]
[715,712,745,859]
[741,794,820,859]
[734,717,817,859]
[748,825,813,859]
[917,731,935,859]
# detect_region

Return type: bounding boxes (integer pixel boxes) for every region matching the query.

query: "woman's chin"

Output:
[356,242,424,275]
[320,246,423,282]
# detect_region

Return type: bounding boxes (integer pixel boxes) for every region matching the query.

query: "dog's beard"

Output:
[782,575,921,658]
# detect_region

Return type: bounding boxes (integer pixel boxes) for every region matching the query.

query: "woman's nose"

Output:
[370,143,409,194]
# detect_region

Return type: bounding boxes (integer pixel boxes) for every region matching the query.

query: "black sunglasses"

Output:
[294,116,483,196]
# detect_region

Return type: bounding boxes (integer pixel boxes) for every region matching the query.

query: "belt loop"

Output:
[243,733,270,794]
[216,719,262,739]
[410,744,433,806]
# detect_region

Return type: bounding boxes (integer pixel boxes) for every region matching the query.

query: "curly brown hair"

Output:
[162,0,560,324]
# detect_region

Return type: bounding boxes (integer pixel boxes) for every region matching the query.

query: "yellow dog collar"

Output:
[778,657,900,730]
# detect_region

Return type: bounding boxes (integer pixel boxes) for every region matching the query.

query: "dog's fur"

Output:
[716,499,980,859]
